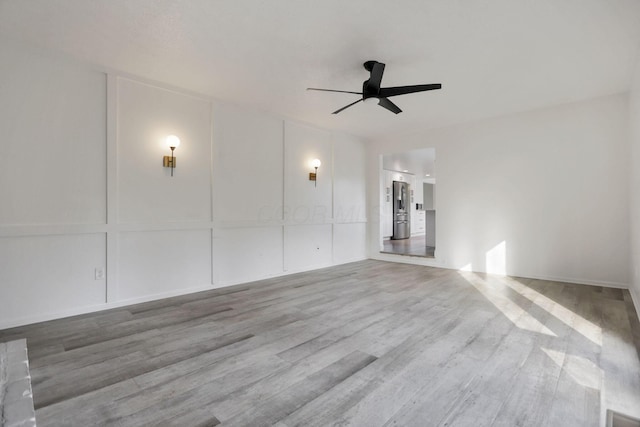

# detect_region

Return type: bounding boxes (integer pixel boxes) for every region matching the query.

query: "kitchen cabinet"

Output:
[412,210,426,235]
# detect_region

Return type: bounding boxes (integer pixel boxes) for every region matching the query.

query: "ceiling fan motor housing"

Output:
[362,60,384,101]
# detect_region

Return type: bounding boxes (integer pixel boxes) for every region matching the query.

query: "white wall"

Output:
[629,51,640,309]
[368,94,630,288]
[211,103,285,284]
[117,78,213,224]
[0,41,367,329]
[283,122,334,272]
[210,104,367,285]
[332,133,368,264]
[0,43,107,227]
[113,78,215,303]
[0,41,108,327]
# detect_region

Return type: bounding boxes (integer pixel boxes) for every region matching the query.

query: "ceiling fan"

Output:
[307,60,441,115]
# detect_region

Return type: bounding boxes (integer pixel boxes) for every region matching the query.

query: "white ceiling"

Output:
[383,149,436,179]
[1,0,639,140]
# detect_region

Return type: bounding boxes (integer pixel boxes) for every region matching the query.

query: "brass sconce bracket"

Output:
[163,136,180,177]
[309,159,321,187]
[163,155,176,168]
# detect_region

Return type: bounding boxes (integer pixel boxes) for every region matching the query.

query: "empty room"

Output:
[1,1,640,426]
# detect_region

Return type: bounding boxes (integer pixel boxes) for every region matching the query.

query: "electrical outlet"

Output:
[95,268,105,280]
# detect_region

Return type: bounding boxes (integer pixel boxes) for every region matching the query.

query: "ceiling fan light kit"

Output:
[308,60,441,115]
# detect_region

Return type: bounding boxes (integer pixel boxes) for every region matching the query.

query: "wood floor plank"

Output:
[1,260,638,426]
[277,295,487,426]
[222,350,377,427]
[599,295,640,423]
[623,290,640,361]
[544,287,602,427]
[288,303,502,426]
[33,330,255,408]
[489,282,579,427]
[110,355,291,426]
[429,277,572,427]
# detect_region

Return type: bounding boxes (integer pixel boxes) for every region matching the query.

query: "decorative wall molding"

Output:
[0,45,368,328]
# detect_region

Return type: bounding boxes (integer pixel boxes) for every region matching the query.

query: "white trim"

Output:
[370,252,630,289]
[106,74,118,304]
[211,219,368,229]
[0,224,108,237]
[0,54,372,331]
[4,254,627,330]
[0,256,368,330]
[333,256,369,266]
[506,272,629,289]
[116,222,215,232]
[210,256,367,288]
[629,286,640,320]
[371,252,442,268]
[0,222,221,238]
[0,284,214,331]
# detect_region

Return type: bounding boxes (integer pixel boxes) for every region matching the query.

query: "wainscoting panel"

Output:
[0,234,106,328]
[213,226,284,286]
[333,222,367,264]
[117,229,212,301]
[284,224,333,272]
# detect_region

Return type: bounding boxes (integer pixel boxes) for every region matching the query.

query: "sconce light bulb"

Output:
[166,135,181,149]
[311,159,321,169]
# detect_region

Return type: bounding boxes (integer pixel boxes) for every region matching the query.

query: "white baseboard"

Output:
[509,272,629,289]
[2,256,630,331]
[333,256,368,266]
[0,257,368,330]
[374,253,640,320]
[629,285,640,321]
[214,256,367,288]
[0,284,213,331]
[368,253,629,289]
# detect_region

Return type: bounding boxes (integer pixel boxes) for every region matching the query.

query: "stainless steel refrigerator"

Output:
[392,181,410,239]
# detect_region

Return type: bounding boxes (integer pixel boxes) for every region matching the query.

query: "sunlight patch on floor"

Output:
[501,277,602,347]
[459,272,556,336]
[459,263,473,272]
[541,347,601,389]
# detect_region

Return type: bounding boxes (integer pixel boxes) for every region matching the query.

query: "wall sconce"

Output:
[162,135,180,177]
[309,159,321,187]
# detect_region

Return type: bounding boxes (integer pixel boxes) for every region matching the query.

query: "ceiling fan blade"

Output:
[307,88,363,95]
[332,98,363,114]
[364,61,385,92]
[378,97,402,114]
[379,84,442,98]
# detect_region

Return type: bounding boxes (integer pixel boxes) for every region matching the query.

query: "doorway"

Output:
[380,148,436,258]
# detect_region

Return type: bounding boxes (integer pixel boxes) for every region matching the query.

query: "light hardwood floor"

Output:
[381,235,435,258]
[1,260,640,426]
